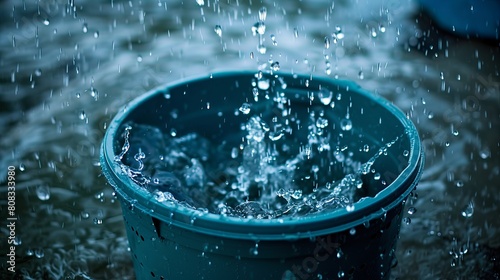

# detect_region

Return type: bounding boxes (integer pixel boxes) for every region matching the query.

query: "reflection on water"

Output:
[0,0,498,279]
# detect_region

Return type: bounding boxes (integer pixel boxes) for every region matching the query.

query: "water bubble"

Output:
[36,185,50,201]
[239,103,251,114]
[258,7,267,21]
[461,201,474,218]
[407,207,417,215]
[349,228,356,235]
[340,118,352,131]
[363,144,370,152]
[214,25,222,37]
[403,150,410,157]
[82,23,88,33]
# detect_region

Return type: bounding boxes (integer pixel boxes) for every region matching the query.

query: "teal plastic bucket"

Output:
[100,71,424,279]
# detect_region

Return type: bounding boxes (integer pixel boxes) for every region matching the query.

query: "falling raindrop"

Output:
[36,185,51,201]
[82,23,88,33]
[358,70,364,80]
[293,28,299,38]
[270,61,280,72]
[214,25,222,37]
[258,7,267,21]
[324,36,330,49]
[340,118,352,131]
[79,111,87,120]
[461,201,474,218]
[239,103,251,114]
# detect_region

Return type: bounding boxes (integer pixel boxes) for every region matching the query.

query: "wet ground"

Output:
[0,0,498,279]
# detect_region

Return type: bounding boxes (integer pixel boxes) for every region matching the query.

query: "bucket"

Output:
[100,71,424,280]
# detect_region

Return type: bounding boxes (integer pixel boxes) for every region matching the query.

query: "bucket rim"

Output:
[100,70,424,240]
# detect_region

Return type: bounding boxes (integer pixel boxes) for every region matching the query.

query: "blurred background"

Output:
[0,0,498,279]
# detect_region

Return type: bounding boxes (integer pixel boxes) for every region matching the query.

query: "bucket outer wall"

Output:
[100,71,424,280]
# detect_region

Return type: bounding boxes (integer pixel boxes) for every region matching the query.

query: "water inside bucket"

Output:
[113,73,410,219]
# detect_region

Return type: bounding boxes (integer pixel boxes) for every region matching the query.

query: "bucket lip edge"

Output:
[100,70,424,238]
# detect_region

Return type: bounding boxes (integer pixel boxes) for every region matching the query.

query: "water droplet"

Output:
[461,201,474,218]
[316,117,328,128]
[270,61,280,72]
[196,0,204,6]
[340,118,352,131]
[164,92,171,99]
[94,31,99,38]
[336,248,344,258]
[370,28,378,38]
[252,22,266,35]
[214,25,222,37]
[318,89,333,105]
[239,103,251,114]
[455,180,464,188]
[34,249,45,258]
[36,185,50,201]
[43,19,50,25]
[34,68,42,77]
[349,228,356,235]
[479,148,491,159]
[379,24,386,33]
[403,217,411,225]
[250,52,255,59]
[291,190,302,199]
[93,218,103,225]
[363,144,370,152]
[346,204,355,212]
[257,44,266,54]
[19,163,25,171]
[258,7,267,21]
[81,211,90,219]
[26,249,34,256]
[293,28,299,38]
[250,243,259,255]
[358,70,364,80]
[231,147,239,159]
[407,207,417,215]
[403,150,409,157]
[338,271,345,278]
[257,79,270,90]
[82,23,88,33]
[137,55,143,62]
[324,36,330,49]
[79,111,86,120]
[270,34,277,46]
